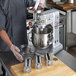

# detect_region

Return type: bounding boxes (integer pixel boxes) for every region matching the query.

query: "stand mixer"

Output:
[21,9,63,73]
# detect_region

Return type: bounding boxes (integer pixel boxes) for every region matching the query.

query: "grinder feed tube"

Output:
[35,55,42,69]
[24,58,32,73]
[45,53,53,66]
[34,0,40,10]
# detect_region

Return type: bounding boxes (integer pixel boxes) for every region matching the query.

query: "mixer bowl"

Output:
[32,25,53,49]
[67,0,76,3]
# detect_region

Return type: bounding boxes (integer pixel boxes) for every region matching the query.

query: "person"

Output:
[0,0,44,75]
[0,0,44,61]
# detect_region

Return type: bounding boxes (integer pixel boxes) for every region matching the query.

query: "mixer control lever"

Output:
[45,53,53,66]
[24,58,31,73]
[35,55,42,69]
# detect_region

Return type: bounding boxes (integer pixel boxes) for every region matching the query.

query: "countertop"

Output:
[0,50,76,76]
[47,0,76,10]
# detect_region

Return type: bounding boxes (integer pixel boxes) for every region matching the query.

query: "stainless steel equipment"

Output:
[24,58,32,73]
[31,9,63,53]
[35,55,42,69]
[32,25,53,49]
[52,0,61,3]
[23,9,63,73]
[45,53,53,66]
[62,0,76,3]
[59,14,66,50]
[67,0,76,3]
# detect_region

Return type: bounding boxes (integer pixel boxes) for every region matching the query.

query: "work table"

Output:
[47,0,76,10]
[0,50,76,76]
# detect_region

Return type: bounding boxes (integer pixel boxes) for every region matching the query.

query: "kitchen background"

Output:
[0,0,76,75]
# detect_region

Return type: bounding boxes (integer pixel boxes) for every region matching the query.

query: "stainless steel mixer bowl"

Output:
[67,0,76,3]
[32,25,53,49]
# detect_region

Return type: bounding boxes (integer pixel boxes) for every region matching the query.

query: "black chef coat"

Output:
[0,0,35,51]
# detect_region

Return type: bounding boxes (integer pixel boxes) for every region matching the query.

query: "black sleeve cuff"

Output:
[28,0,35,7]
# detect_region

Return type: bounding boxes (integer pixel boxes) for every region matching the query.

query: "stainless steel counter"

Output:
[0,50,76,76]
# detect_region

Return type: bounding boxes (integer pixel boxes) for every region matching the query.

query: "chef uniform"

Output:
[0,0,35,52]
[0,0,35,75]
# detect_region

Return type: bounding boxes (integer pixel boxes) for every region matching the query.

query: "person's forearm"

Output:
[0,30,12,48]
[0,30,23,62]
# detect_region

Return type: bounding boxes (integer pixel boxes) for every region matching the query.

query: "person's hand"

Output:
[39,0,45,8]
[34,0,45,10]
[10,44,23,62]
